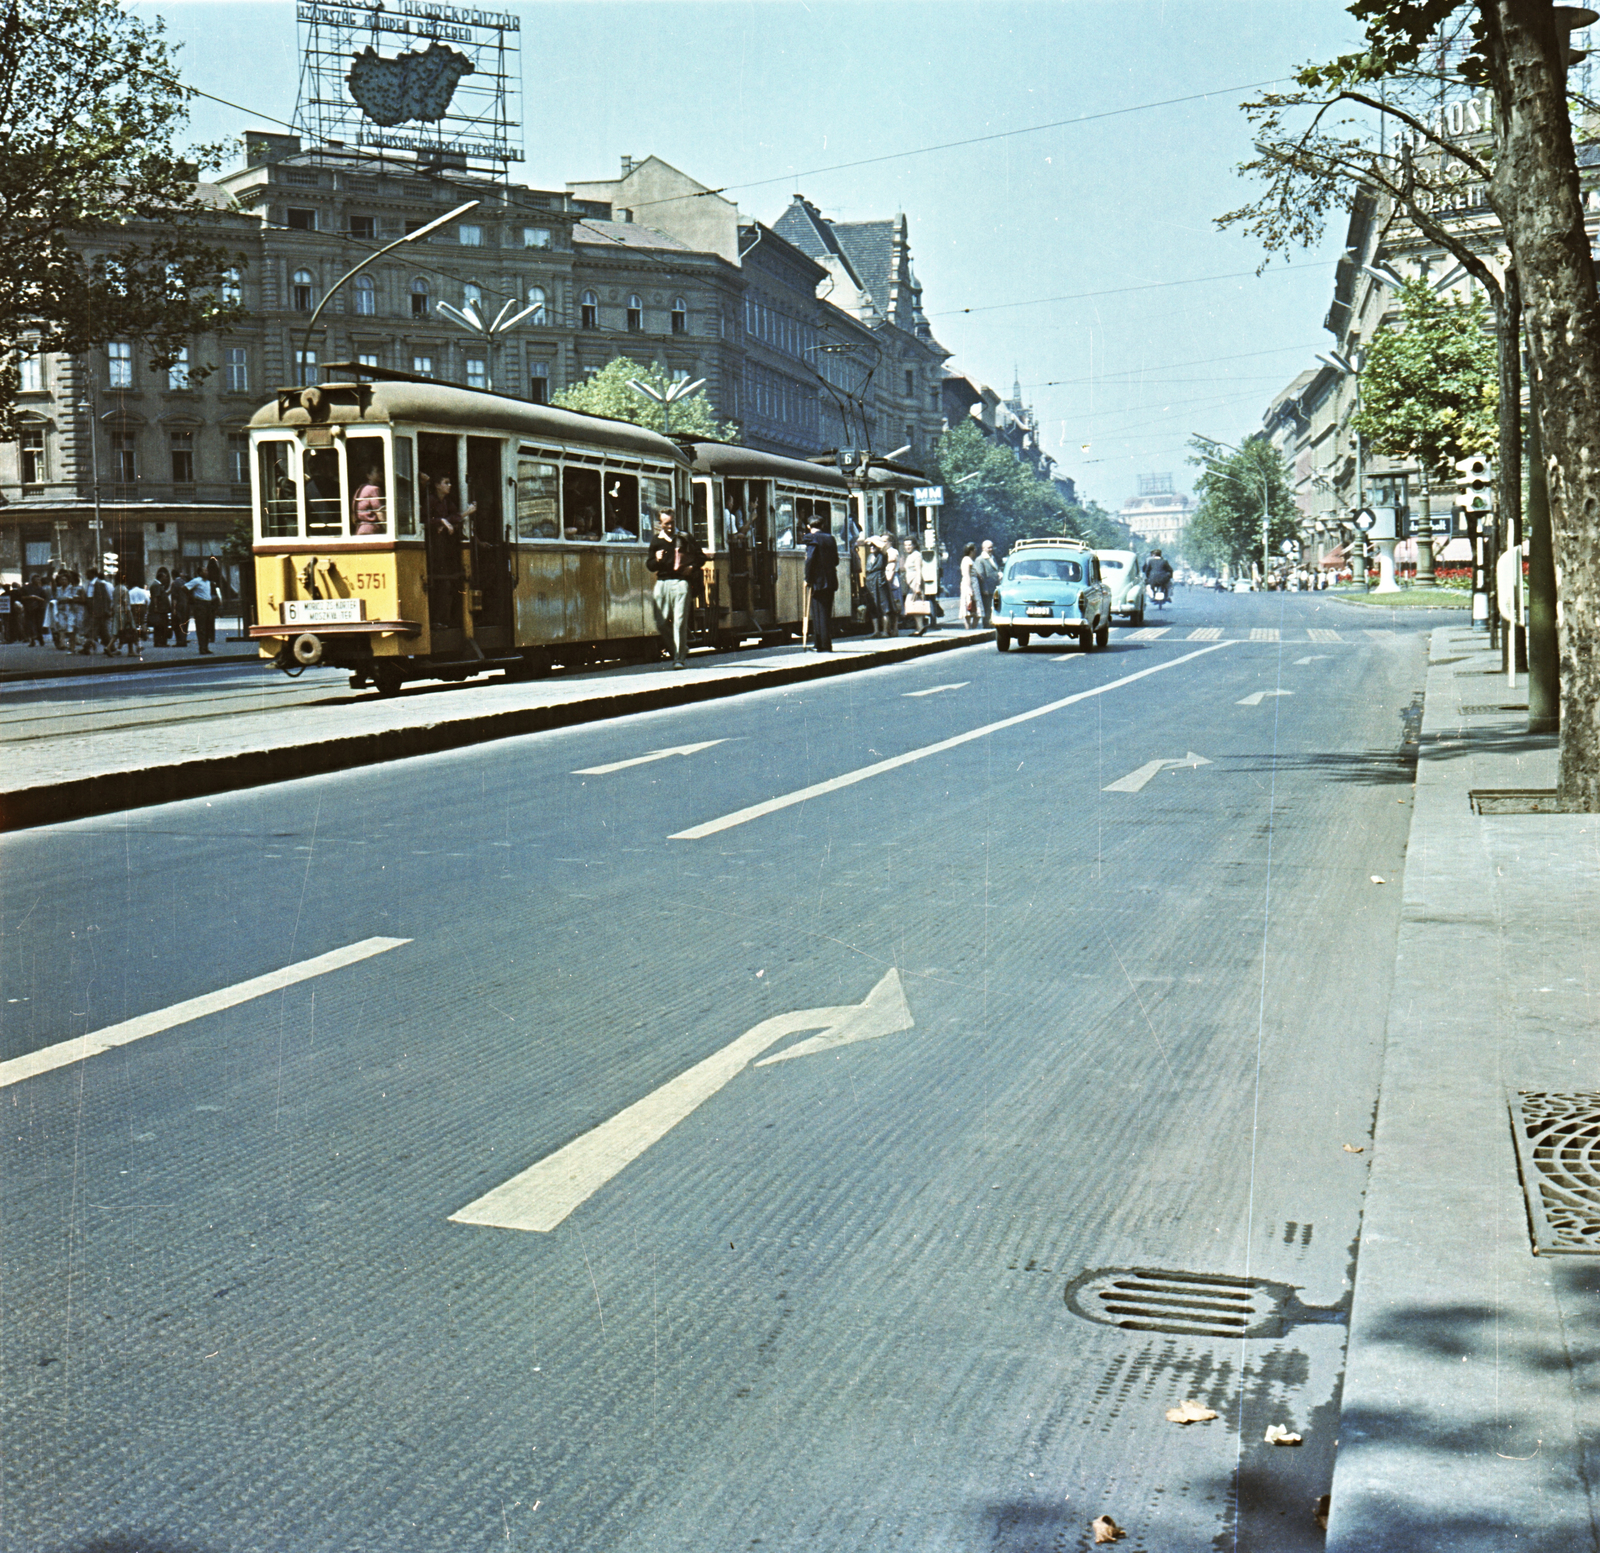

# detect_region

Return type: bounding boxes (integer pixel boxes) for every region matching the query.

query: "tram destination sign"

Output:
[282,599,366,626]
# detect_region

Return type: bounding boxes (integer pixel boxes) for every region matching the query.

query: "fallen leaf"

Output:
[1343,1144,1365,1154]
[1165,1398,1219,1424]
[1313,1493,1331,1529]
[1371,875,1385,884]
[1091,1515,1126,1544]
[1265,1424,1303,1445]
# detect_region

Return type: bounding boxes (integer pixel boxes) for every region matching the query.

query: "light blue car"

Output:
[991,538,1113,652]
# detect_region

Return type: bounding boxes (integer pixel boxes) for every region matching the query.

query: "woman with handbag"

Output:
[959,543,979,628]
[881,533,902,637]
[901,539,930,636]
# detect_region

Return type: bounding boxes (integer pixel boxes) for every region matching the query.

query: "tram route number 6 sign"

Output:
[282,599,365,626]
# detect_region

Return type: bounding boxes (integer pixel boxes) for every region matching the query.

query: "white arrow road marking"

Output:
[0,937,411,1090]
[1237,689,1295,706]
[1293,655,1332,666]
[672,641,1237,839]
[573,740,726,776]
[1103,751,1213,793]
[450,969,913,1233]
[902,682,969,698]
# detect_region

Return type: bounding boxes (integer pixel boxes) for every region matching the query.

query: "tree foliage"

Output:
[1354,277,1498,473]
[0,0,244,438]
[930,419,1132,557]
[1184,436,1301,574]
[552,356,738,439]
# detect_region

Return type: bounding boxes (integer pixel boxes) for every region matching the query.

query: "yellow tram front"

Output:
[249,374,690,693]
[680,441,853,647]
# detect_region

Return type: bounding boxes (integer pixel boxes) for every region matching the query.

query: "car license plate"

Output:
[281,599,364,625]
[1026,606,1052,618]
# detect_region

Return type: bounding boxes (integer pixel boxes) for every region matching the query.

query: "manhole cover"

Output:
[1510,1092,1600,1253]
[1063,1267,1345,1340]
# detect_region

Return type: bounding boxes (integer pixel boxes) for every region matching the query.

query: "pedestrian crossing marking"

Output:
[1249,628,1281,642]
[1130,626,1170,639]
[1187,628,1223,641]
[1366,629,1394,642]
[1308,629,1343,643]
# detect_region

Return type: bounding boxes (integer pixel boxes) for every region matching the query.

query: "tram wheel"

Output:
[372,662,403,697]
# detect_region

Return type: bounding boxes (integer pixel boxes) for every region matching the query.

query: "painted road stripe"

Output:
[574,740,725,775]
[1187,628,1222,641]
[1130,627,1170,639]
[670,642,1236,840]
[902,683,969,698]
[1366,629,1395,642]
[451,969,913,1233]
[1103,751,1212,793]
[1250,628,1281,642]
[1238,689,1294,706]
[1308,629,1343,643]
[0,937,411,1090]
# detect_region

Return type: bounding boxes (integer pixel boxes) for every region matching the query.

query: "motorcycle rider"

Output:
[1143,548,1174,607]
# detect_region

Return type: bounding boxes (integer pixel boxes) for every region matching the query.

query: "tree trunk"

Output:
[1484,0,1600,807]
[1527,386,1560,732]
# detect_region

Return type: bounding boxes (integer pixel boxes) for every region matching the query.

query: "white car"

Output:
[1094,549,1146,625]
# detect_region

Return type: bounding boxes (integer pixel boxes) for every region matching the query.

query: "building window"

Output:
[168,430,195,484]
[527,285,547,325]
[671,297,687,335]
[458,223,483,246]
[108,341,132,389]
[357,352,378,380]
[626,294,643,332]
[286,207,316,231]
[353,274,375,315]
[580,289,598,329]
[524,226,551,249]
[291,269,315,312]
[225,347,248,393]
[168,348,190,391]
[905,369,914,396]
[466,356,487,390]
[286,169,319,186]
[19,353,43,392]
[349,215,376,240]
[228,432,249,484]
[411,278,429,318]
[20,428,45,484]
[294,348,317,387]
[412,355,433,378]
[222,267,242,306]
[464,281,482,310]
[111,430,136,483]
[529,362,549,403]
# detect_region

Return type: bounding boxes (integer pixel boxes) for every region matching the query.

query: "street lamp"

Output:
[296,199,479,385]
[626,375,706,437]
[436,293,542,393]
[1193,433,1271,582]
[75,393,103,571]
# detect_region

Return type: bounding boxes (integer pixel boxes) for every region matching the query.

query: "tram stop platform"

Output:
[0,619,989,832]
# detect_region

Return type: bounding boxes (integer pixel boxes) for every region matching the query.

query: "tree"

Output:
[1184,436,1300,576]
[1354,277,1499,475]
[553,356,738,440]
[0,0,244,438]
[1218,0,1600,804]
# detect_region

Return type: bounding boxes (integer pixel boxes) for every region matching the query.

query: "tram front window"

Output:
[640,474,673,537]
[304,447,342,535]
[347,435,388,536]
[257,442,297,537]
[563,466,601,541]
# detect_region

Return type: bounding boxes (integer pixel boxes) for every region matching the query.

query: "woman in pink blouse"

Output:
[352,465,386,534]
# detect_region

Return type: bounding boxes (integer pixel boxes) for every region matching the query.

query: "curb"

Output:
[0,630,987,833]
[0,648,262,683]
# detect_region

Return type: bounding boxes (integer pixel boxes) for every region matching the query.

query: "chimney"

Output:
[616,208,632,223]
[620,155,635,177]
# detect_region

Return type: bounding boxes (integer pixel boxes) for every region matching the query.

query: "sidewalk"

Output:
[1328,627,1600,1550]
[0,616,258,680]
[0,623,987,832]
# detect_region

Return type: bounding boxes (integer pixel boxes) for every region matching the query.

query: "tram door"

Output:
[466,436,512,650]
[419,431,465,642]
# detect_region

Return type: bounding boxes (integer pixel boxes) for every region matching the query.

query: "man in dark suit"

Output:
[803,514,841,652]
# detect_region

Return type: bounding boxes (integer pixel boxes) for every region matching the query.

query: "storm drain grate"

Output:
[1063,1266,1345,1340]
[1510,1092,1600,1253]
[1459,704,1529,715]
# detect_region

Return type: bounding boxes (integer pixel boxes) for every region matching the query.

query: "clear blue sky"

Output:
[138,0,1364,514]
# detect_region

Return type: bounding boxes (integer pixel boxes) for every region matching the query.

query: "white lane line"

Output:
[1102,751,1212,793]
[450,969,913,1233]
[1308,629,1344,643]
[1187,628,1222,641]
[902,682,969,698]
[1238,689,1294,706]
[573,740,726,775]
[1293,654,1332,666]
[0,937,410,1090]
[1250,628,1281,642]
[670,642,1237,840]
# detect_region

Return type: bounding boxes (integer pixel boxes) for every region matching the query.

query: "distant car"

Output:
[1231,578,1256,593]
[1094,548,1146,625]
[992,538,1113,652]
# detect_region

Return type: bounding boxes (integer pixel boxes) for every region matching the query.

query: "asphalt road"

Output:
[0,589,1447,1553]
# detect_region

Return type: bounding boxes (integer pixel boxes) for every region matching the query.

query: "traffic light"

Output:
[1455,454,1493,526]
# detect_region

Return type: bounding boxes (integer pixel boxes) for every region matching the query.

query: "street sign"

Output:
[1280,539,1297,556]
[914,485,945,506]
[1354,508,1376,532]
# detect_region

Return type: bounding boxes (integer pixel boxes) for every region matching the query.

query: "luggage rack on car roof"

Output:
[1011,536,1090,550]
